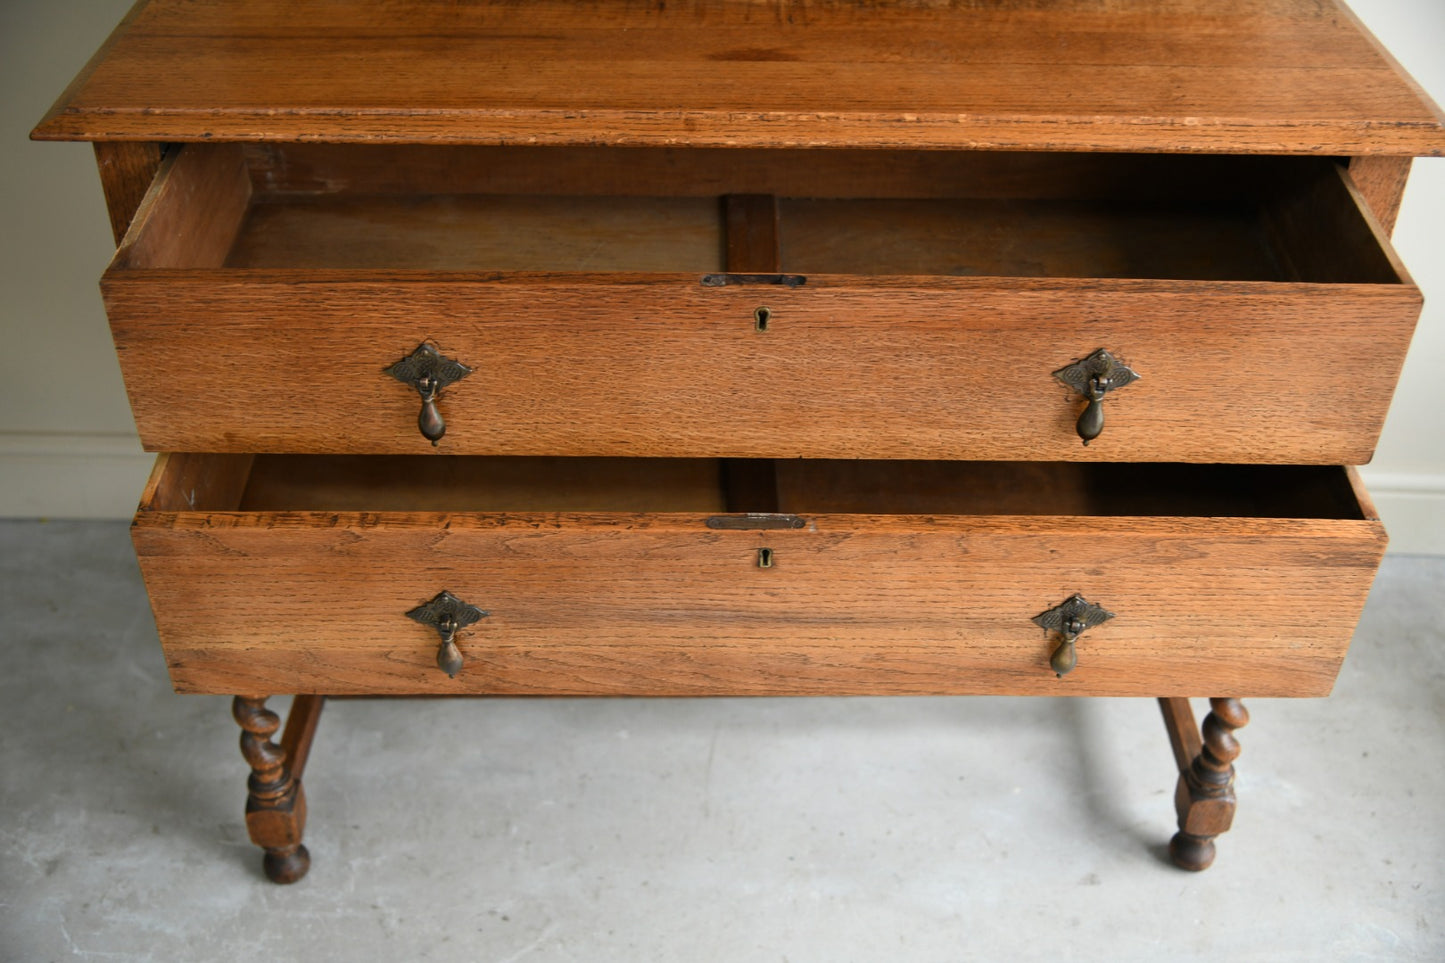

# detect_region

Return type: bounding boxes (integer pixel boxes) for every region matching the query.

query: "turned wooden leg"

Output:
[1158,697,1249,871]
[232,695,325,884]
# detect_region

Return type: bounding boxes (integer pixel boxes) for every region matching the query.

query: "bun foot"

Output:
[1168,831,1215,872]
[263,843,311,884]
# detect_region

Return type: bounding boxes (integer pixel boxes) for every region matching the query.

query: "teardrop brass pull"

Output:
[1032,594,1115,678]
[417,378,445,444]
[1076,379,1108,443]
[434,617,464,678]
[405,591,488,679]
[385,343,472,447]
[1053,349,1138,446]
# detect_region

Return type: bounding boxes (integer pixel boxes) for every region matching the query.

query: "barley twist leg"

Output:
[232,696,310,883]
[1168,697,1249,871]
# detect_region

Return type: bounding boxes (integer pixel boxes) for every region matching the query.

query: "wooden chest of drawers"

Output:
[35,0,1445,882]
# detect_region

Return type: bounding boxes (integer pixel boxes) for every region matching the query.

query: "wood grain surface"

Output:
[228,194,725,273]
[32,0,1445,154]
[1348,155,1413,235]
[112,143,251,271]
[93,141,165,244]
[103,271,1419,463]
[239,145,1324,202]
[131,455,1386,698]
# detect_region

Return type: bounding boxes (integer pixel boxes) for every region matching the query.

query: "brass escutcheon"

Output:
[1032,594,1115,677]
[405,590,488,679]
[384,343,472,447]
[1053,348,1139,446]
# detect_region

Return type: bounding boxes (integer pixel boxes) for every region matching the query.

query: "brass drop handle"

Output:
[416,376,445,445]
[1053,349,1138,446]
[405,591,488,679]
[385,343,473,447]
[1076,377,1109,444]
[1049,615,1087,677]
[1033,594,1115,678]
[434,616,464,678]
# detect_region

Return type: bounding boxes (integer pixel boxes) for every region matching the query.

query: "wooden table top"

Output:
[33,0,1445,153]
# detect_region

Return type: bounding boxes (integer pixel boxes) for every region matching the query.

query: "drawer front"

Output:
[132,455,1386,699]
[107,275,1417,464]
[102,143,1422,464]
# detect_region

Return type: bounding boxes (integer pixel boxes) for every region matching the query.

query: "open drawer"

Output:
[133,453,1386,698]
[102,144,1421,463]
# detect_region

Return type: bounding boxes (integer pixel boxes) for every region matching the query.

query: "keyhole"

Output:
[753,306,771,331]
[757,547,774,568]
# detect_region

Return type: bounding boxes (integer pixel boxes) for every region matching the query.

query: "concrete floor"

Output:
[1,520,1442,962]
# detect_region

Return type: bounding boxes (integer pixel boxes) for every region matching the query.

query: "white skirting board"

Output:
[1,434,1442,555]
[1358,469,1445,557]
[0,434,153,520]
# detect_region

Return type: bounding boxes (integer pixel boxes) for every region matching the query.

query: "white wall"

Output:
[3,0,1444,550]
[1347,0,1445,553]
[2,0,152,517]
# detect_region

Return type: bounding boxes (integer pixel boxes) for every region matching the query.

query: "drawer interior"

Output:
[147,455,1369,521]
[116,144,1404,284]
